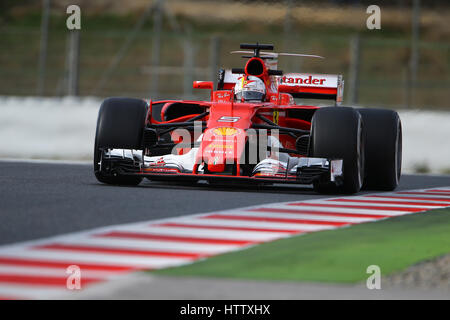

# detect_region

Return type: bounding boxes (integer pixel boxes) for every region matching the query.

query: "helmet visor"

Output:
[242,91,265,101]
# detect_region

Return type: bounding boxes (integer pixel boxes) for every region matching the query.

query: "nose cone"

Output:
[207,158,226,173]
[198,127,247,173]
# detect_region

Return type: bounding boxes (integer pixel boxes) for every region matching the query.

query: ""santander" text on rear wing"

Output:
[278,73,344,105]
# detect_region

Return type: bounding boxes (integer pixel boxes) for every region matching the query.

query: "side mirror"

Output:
[193,81,214,90]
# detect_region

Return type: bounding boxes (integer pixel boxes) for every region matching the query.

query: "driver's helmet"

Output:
[234,75,266,102]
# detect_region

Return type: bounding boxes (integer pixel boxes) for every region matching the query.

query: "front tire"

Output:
[310,107,365,194]
[94,97,148,185]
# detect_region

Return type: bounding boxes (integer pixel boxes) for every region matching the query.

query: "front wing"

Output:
[98,149,344,186]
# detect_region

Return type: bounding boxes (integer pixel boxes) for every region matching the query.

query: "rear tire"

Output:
[357,108,402,190]
[310,107,365,194]
[94,97,148,185]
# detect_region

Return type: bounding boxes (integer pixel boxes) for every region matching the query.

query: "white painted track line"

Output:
[0,265,122,279]
[253,203,408,216]
[118,225,286,241]
[321,199,445,208]
[216,210,375,224]
[326,195,450,205]
[0,249,192,269]
[174,217,336,231]
[52,237,242,254]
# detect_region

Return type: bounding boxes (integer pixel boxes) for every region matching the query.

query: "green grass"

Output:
[153,208,450,283]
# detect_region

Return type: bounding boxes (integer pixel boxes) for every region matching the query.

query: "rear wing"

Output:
[278,73,344,104]
[220,70,344,105]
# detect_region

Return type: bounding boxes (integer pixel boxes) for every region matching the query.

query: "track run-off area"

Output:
[0,160,450,299]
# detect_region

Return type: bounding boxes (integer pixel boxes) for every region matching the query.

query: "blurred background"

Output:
[0,0,449,172]
[1,0,449,107]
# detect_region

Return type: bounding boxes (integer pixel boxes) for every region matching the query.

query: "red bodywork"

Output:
[140,54,340,180]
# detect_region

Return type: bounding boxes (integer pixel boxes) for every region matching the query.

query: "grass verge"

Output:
[153,207,450,283]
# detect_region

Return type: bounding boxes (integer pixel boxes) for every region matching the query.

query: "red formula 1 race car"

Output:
[93,43,402,193]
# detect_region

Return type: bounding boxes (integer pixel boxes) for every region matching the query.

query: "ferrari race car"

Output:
[94,43,402,193]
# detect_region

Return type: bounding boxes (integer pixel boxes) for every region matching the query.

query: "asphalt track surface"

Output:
[1,160,450,246]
